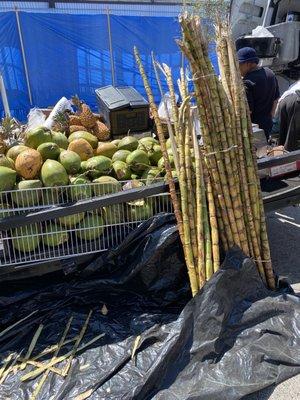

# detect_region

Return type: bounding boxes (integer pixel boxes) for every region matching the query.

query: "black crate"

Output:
[95,86,149,136]
[236,37,280,59]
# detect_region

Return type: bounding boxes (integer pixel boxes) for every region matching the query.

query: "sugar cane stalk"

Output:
[134,46,199,295]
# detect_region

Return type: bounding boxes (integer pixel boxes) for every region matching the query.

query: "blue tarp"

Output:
[0,12,30,121]
[0,12,219,121]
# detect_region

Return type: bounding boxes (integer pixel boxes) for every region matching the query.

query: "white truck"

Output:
[230,0,300,93]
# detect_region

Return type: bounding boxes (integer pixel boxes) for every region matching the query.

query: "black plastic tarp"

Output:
[0,214,300,400]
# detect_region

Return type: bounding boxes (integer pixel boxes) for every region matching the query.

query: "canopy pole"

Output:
[0,74,11,117]
[262,0,272,27]
[181,53,185,71]
[15,7,33,105]
[106,7,116,87]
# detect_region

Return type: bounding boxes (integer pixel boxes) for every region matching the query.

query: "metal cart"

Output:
[0,150,299,281]
[0,180,173,274]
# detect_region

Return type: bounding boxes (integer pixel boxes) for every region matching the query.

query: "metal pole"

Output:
[0,74,11,117]
[106,7,116,86]
[181,52,185,71]
[15,7,33,105]
[262,0,272,27]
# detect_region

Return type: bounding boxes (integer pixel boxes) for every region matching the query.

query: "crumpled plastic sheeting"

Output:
[0,213,299,400]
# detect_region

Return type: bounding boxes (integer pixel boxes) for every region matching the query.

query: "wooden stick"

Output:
[0,351,22,385]
[206,171,220,273]
[17,359,63,376]
[134,47,183,239]
[30,337,76,362]
[21,332,105,382]
[20,324,43,370]
[0,353,14,381]
[161,63,179,136]
[29,316,73,400]
[151,53,180,172]
[0,310,38,339]
[191,121,206,286]
[62,311,92,377]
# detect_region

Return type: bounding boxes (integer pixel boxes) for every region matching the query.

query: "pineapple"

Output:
[69,125,88,133]
[53,111,70,134]
[69,115,82,126]
[71,95,96,129]
[0,139,6,154]
[0,116,24,151]
[79,104,97,129]
[71,95,83,113]
[93,120,110,141]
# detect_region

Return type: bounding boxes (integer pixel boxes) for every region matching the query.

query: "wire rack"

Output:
[0,180,173,267]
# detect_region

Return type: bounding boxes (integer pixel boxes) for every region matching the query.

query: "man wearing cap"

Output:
[237,47,280,139]
[275,80,300,151]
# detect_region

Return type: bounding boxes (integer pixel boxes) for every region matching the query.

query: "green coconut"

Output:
[25,127,53,149]
[112,161,131,181]
[37,142,60,161]
[112,150,131,163]
[76,214,105,241]
[130,174,139,180]
[6,145,29,161]
[128,199,153,222]
[157,155,174,170]
[68,131,98,149]
[85,156,112,179]
[59,212,85,227]
[138,137,159,153]
[111,139,121,147]
[122,179,144,191]
[41,187,65,206]
[118,136,139,151]
[139,137,158,146]
[0,155,15,169]
[51,131,69,150]
[11,224,41,253]
[92,176,121,196]
[96,142,118,158]
[149,145,162,166]
[141,168,163,185]
[43,223,69,247]
[69,175,92,201]
[103,204,125,225]
[0,202,13,219]
[80,161,88,172]
[0,166,17,192]
[41,159,69,187]
[11,180,43,207]
[58,150,81,175]
[126,150,150,172]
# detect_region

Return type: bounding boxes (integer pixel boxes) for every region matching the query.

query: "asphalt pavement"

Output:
[243,206,300,400]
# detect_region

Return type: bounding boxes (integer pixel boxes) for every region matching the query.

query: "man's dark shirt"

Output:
[244,67,280,137]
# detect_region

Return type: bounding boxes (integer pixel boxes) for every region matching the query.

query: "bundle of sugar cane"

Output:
[177,13,275,288]
[135,47,199,295]
[135,49,219,295]
[134,13,275,294]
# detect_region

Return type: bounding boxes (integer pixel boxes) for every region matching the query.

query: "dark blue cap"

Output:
[237,47,259,64]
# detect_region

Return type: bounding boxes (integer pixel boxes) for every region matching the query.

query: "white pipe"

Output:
[262,0,272,27]
[0,74,11,117]
[15,8,33,105]
[106,7,116,87]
